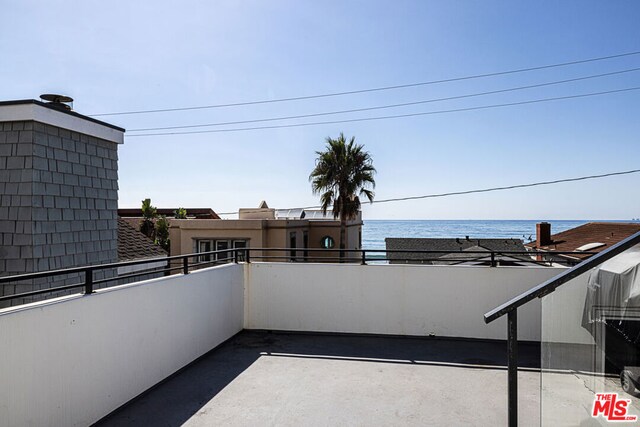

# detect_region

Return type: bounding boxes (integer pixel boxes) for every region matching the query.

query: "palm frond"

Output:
[310,133,376,221]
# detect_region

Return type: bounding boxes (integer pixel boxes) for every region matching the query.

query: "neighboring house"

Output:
[385,237,530,266]
[526,222,640,264]
[120,201,362,262]
[117,218,168,281]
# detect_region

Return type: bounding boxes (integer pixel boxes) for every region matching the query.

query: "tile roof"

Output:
[385,238,527,264]
[118,208,220,219]
[525,222,640,260]
[117,218,168,261]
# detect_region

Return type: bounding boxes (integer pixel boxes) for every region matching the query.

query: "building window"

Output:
[321,236,335,249]
[289,232,297,261]
[196,239,247,262]
[216,240,230,260]
[234,240,247,262]
[198,240,212,262]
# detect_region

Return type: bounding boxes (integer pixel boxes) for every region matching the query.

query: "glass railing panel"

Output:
[541,245,640,425]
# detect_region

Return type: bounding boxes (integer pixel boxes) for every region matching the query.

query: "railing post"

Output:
[183,257,189,275]
[84,268,93,295]
[246,249,251,263]
[234,249,239,264]
[507,309,518,427]
[491,252,496,267]
[361,250,366,265]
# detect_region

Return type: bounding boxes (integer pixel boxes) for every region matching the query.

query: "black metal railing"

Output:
[0,248,239,304]
[0,247,596,306]
[483,231,640,427]
[245,247,592,267]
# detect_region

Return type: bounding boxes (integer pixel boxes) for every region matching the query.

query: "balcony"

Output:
[1,242,639,426]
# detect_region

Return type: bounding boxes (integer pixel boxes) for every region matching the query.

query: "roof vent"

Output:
[576,242,606,252]
[40,94,74,111]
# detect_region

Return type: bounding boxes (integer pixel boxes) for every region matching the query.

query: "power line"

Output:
[91,50,640,117]
[126,86,640,137]
[215,169,640,216]
[372,169,640,204]
[128,67,640,132]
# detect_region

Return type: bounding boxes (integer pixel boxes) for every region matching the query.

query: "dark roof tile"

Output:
[117,218,168,261]
[385,238,527,262]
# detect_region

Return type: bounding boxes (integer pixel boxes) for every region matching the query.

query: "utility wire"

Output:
[92,50,640,117]
[372,169,640,204]
[127,86,640,137]
[215,169,640,216]
[128,67,640,132]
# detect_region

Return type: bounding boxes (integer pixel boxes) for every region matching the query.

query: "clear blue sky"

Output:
[2,1,639,219]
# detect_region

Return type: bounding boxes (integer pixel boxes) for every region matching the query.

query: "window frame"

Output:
[195,238,248,262]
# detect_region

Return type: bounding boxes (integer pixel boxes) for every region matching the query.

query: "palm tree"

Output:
[309,133,376,259]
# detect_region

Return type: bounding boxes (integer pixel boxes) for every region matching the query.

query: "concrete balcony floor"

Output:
[97,331,542,426]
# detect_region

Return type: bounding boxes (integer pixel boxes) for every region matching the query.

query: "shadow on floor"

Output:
[95,330,539,426]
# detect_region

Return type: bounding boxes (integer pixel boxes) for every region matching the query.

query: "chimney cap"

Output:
[40,94,73,111]
[40,94,73,103]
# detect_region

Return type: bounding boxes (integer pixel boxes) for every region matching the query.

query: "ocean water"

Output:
[361,220,594,250]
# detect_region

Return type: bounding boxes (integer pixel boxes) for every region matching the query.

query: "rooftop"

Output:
[386,237,528,264]
[526,222,640,259]
[118,208,221,219]
[3,238,640,426]
[97,330,541,426]
[117,218,168,261]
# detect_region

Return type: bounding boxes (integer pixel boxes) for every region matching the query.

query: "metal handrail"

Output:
[246,247,594,255]
[0,248,240,303]
[0,246,598,305]
[482,230,640,427]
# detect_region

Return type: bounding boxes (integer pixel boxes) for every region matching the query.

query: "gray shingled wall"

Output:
[0,120,119,306]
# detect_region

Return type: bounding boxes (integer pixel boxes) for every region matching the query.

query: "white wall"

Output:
[244,263,569,341]
[0,263,244,427]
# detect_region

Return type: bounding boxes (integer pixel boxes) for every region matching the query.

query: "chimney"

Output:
[536,222,552,247]
[0,97,124,307]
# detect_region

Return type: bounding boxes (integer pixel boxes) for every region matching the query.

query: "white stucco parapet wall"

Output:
[244,263,589,342]
[0,101,124,143]
[0,264,244,427]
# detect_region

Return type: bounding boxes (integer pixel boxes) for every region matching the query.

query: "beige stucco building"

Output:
[162,202,362,262]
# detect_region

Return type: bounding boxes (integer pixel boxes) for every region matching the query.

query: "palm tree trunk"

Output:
[339,209,346,262]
